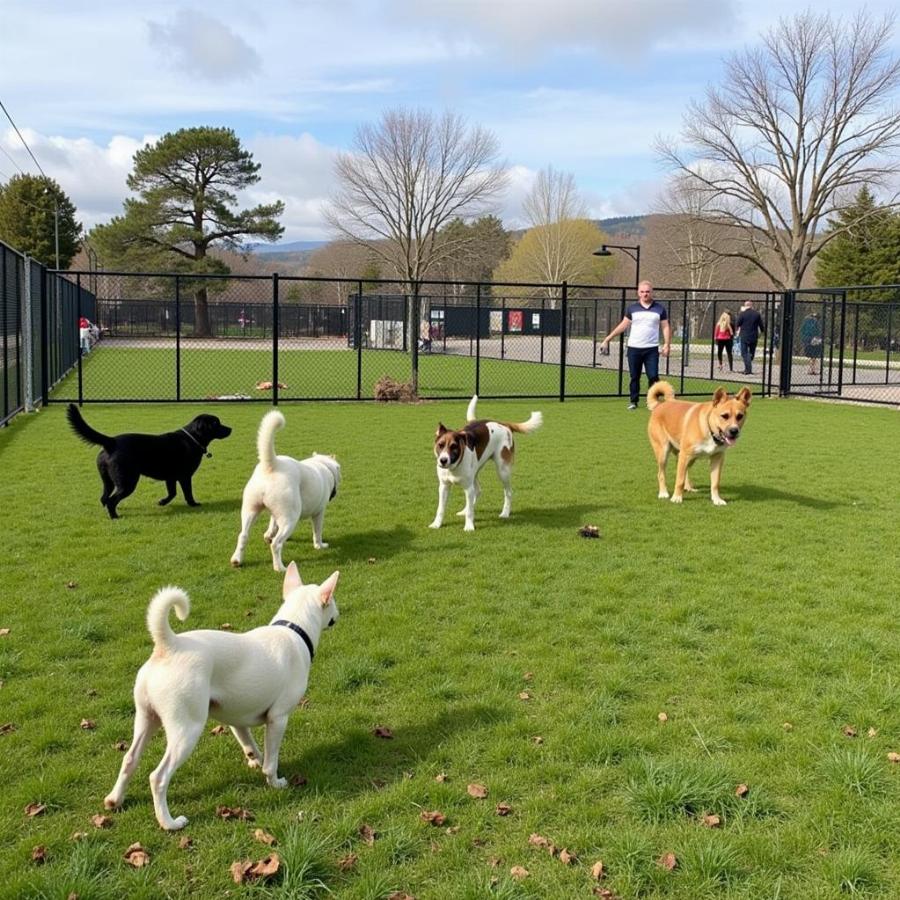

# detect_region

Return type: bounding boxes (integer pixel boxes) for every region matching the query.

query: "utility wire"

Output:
[0,140,25,176]
[0,96,47,178]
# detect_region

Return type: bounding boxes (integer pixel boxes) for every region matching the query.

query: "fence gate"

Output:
[784,289,845,398]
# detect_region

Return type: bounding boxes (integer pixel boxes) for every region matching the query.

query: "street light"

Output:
[593,243,641,288]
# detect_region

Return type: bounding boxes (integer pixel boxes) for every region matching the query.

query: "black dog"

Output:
[66,404,232,519]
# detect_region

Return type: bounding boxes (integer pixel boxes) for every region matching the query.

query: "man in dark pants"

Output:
[735,299,765,374]
[600,281,672,409]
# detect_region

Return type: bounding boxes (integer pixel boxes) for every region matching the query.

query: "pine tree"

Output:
[0,175,81,267]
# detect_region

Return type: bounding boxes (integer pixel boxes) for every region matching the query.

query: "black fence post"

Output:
[500,297,506,360]
[837,290,847,396]
[559,281,568,402]
[272,273,280,406]
[885,303,893,385]
[76,273,83,405]
[356,282,363,400]
[852,303,860,385]
[679,295,688,393]
[175,276,181,402]
[592,297,598,368]
[540,296,545,364]
[617,288,626,397]
[475,283,481,397]
[779,290,794,396]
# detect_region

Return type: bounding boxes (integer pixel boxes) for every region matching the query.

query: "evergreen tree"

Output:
[90,127,283,336]
[816,186,900,288]
[0,174,81,268]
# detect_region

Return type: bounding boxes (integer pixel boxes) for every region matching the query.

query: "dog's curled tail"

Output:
[257,409,286,473]
[66,403,115,452]
[647,381,676,411]
[146,586,190,653]
[507,411,543,434]
[466,395,479,423]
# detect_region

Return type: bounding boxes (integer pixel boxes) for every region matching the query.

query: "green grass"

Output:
[1,396,899,898]
[53,345,748,403]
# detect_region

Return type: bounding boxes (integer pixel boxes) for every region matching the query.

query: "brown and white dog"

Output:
[647,381,751,506]
[429,396,542,531]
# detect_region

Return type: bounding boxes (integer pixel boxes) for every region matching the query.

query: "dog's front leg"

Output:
[709,454,727,506]
[158,480,177,506]
[262,715,289,788]
[230,725,262,769]
[429,479,450,529]
[462,483,477,531]
[311,510,329,549]
[179,477,200,507]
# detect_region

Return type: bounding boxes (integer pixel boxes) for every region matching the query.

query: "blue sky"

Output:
[2,0,897,241]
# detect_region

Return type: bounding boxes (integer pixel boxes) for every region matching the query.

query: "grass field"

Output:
[1,396,899,899]
[52,345,750,403]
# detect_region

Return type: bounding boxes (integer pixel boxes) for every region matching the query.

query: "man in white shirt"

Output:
[600,281,672,410]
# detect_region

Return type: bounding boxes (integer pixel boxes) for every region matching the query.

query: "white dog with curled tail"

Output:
[103,562,338,830]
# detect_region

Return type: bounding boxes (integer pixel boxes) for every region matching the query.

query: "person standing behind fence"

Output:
[735,300,765,375]
[714,311,734,373]
[599,281,671,410]
[800,311,822,376]
[79,316,92,355]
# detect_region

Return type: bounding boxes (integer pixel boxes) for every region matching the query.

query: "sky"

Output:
[1,0,898,243]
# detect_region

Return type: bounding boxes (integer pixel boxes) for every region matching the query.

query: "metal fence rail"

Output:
[2,260,898,423]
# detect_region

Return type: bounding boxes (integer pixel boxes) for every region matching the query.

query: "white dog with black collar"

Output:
[103,562,338,831]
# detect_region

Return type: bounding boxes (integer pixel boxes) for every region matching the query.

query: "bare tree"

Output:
[326,108,507,388]
[657,10,900,290]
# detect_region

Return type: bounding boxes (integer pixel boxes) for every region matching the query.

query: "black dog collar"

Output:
[180,428,212,458]
[271,620,315,660]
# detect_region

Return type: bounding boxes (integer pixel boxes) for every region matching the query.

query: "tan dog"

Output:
[647,381,751,506]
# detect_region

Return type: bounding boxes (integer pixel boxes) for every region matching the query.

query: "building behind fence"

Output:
[1,241,898,424]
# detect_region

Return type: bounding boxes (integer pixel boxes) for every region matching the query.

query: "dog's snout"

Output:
[728,427,740,437]
[438,455,449,467]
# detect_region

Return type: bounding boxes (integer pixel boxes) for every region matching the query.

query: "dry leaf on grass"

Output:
[591,860,605,880]
[289,773,308,787]
[435,772,448,783]
[558,848,577,865]
[657,852,678,870]
[90,814,112,829]
[387,893,417,900]
[518,691,531,701]
[66,582,78,589]
[532,735,544,745]
[31,846,48,864]
[868,727,878,738]
[782,722,794,731]
[178,836,193,850]
[337,852,358,871]
[510,866,529,880]
[231,853,280,884]
[735,783,750,797]
[367,557,377,564]
[0,722,16,736]
[528,833,552,849]
[25,802,47,817]
[216,805,254,821]
[842,725,858,738]
[446,825,460,835]
[495,803,512,817]
[123,843,150,868]
[467,783,488,799]
[253,828,277,846]
[358,823,377,845]
[887,751,900,763]
[420,810,447,826]
[80,719,96,730]
[220,623,233,631]
[210,725,227,736]
[578,524,601,538]
[114,740,129,751]
[373,725,394,739]
[593,888,621,899]
[0,628,11,637]
[523,671,534,681]
[701,814,722,828]
[657,712,669,723]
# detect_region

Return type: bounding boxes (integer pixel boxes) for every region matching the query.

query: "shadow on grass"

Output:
[730,484,840,509]
[510,504,604,528]
[284,703,510,799]
[330,525,417,562]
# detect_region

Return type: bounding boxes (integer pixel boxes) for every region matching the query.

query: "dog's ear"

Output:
[712,387,729,405]
[319,571,339,607]
[283,561,303,597]
[736,387,752,406]
[436,423,447,437]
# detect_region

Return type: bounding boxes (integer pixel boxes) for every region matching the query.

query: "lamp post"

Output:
[592,243,641,288]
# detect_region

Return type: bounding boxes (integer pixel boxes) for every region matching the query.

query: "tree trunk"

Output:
[194,286,211,337]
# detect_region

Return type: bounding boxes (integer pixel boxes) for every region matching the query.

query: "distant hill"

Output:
[246,240,328,254]
[597,215,646,237]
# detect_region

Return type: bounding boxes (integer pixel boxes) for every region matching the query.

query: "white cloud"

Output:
[146,9,262,81]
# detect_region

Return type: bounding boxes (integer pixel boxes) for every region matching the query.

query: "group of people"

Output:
[599,283,767,409]
[713,300,766,375]
[78,316,98,355]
